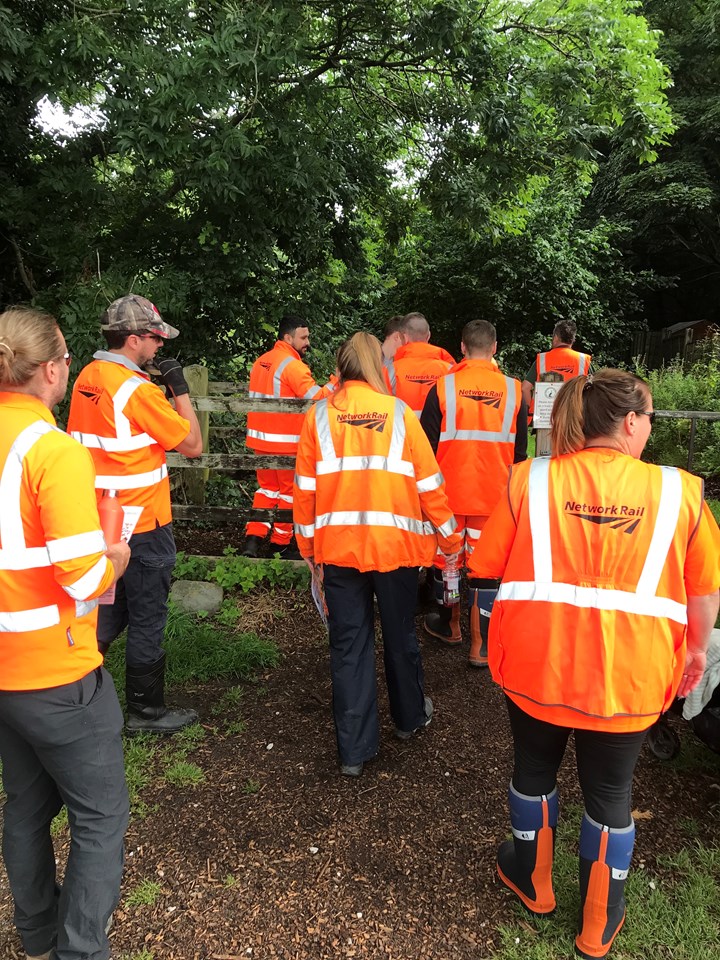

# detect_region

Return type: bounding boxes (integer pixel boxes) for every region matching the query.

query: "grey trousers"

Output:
[0,667,129,960]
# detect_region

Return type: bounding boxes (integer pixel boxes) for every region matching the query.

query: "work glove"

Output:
[156,358,190,398]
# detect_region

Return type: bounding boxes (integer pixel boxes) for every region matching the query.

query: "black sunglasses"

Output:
[636,410,656,425]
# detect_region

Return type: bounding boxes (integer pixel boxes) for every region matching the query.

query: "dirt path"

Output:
[0,596,718,959]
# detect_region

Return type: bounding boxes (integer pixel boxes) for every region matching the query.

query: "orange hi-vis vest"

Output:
[436,359,522,516]
[384,342,455,416]
[246,341,334,455]
[67,353,191,533]
[293,381,461,572]
[535,346,591,381]
[0,392,114,690]
[469,450,720,732]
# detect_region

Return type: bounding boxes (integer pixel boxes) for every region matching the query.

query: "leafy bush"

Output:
[175,549,310,593]
[639,337,720,478]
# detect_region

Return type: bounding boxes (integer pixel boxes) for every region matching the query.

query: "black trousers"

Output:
[505,696,648,828]
[97,523,176,666]
[323,565,427,766]
[0,668,128,959]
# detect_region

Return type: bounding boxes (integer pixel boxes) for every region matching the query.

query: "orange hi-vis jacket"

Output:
[535,346,591,381]
[384,342,455,416]
[246,341,335,455]
[435,359,522,516]
[293,381,462,572]
[468,449,720,732]
[67,352,191,534]
[0,392,115,690]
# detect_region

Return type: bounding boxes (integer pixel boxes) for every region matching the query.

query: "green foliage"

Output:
[124,879,162,908]
[175,549,310,594]
[639,339,720,477]
[1,0,674,371]
[163,760,205,788]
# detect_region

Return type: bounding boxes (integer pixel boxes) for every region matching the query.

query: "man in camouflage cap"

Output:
[67,295,202,733]
[101,294,180,340]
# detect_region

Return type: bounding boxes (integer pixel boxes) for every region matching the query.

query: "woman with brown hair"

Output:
[293,332,461,776]
[468,369,720,959]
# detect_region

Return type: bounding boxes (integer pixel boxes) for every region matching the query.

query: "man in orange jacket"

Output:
[522,319,592,422]
[421,319,527,664]
[0,307,130,960]
[67,295,203,734]
[384,312,455,416]
[244,315,335,560]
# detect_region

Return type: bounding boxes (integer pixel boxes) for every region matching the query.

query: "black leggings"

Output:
[505,696,648,828]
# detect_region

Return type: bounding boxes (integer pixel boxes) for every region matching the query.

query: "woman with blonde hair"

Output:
[293,332,461,776]
[468,369,720,958]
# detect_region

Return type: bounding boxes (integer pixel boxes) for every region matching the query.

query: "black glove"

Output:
[156,358,189,398]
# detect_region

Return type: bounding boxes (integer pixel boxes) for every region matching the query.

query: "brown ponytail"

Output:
[331,332,387,408]
[0,308,62,388]
[551,369,650,456]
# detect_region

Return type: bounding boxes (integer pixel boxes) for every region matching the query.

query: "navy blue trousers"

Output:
[323,564,427,766]
[97,523,176,666]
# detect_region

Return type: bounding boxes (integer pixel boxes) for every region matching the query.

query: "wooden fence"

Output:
[168,369,720,528]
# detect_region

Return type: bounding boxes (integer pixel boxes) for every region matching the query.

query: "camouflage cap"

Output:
[100,295,179,339]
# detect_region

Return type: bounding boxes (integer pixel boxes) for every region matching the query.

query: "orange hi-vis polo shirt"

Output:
[384,342,455,416]
[0,392,115,690]
[469,449,720,732]
[67,352,191,533]
[246,341,335,456]
[535,346,592,381]
[435,359,522,516]
[293,381,461,572]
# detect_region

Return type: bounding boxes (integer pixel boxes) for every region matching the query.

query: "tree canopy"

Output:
[0,1,675,373]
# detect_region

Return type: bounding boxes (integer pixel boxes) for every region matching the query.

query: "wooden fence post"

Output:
[183,364,210,505]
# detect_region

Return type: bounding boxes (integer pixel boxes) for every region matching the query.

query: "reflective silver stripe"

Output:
[386,360,397,393]
[249,390,274,399]
[256,487,280,498]
[315,511,430,535]
[94,464,168,490]
[246,429,301,444]
[70,430,155,452]
[636,467,682,595]
[412,409,423,417]
[0,605,60,633]
[538,352,547,375]
[579,354,590,375]
[295,522,315,537]
[496,581,687,624]
[277,491,293,503]
[316,456,415,477]
[64,556,109,601]
[516,459,686,621]
[273,357,294,397]
[0,421,57,554]
[75,598,99,618]
[294,474,316,491]
[389,400,407,459]
[47,530,106,564]
[303,384,321,400]
[439,374,517,443]
[416,471,444,493]
[0,548,52,571]
[314,401,336,461]
[437,516,458,538]
[529,458,552,579]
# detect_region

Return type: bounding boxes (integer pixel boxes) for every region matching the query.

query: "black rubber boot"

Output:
[126,653,198,734]
[242,535,264,558]
[278,541,301,560]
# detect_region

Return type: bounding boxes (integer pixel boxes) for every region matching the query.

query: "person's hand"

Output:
[156,358,190,398]
[677,648,707,699]
[106,541,131,581]
[443,552,460,566]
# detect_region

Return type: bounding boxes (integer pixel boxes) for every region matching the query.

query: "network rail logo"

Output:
[337,411,388,432]
[404,374,438,384]
[78,385,102,405]
[459,389,503,409]
[565,500,645,534]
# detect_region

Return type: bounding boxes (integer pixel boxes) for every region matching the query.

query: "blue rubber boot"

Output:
[497,782,559,914]
[575,813,635,959]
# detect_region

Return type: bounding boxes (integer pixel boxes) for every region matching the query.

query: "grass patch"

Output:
[243,777,261,795]
[163,760,205,787]
[120,952,154,960]
[491,809,720,959]
[211,685,245,715]
[51,807,68,837]
[125,879,162,908]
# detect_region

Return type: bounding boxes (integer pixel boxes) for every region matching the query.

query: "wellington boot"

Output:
[497,783,558,915]
[467,582,498,667]
[468,602,488,667]
[575,814,634,959]
[424,604,462,645]
[126,653,198,734]
[242,534,264,558]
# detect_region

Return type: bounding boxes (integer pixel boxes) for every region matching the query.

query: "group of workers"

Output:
[246,310,720,960]
[0,301,718,960]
